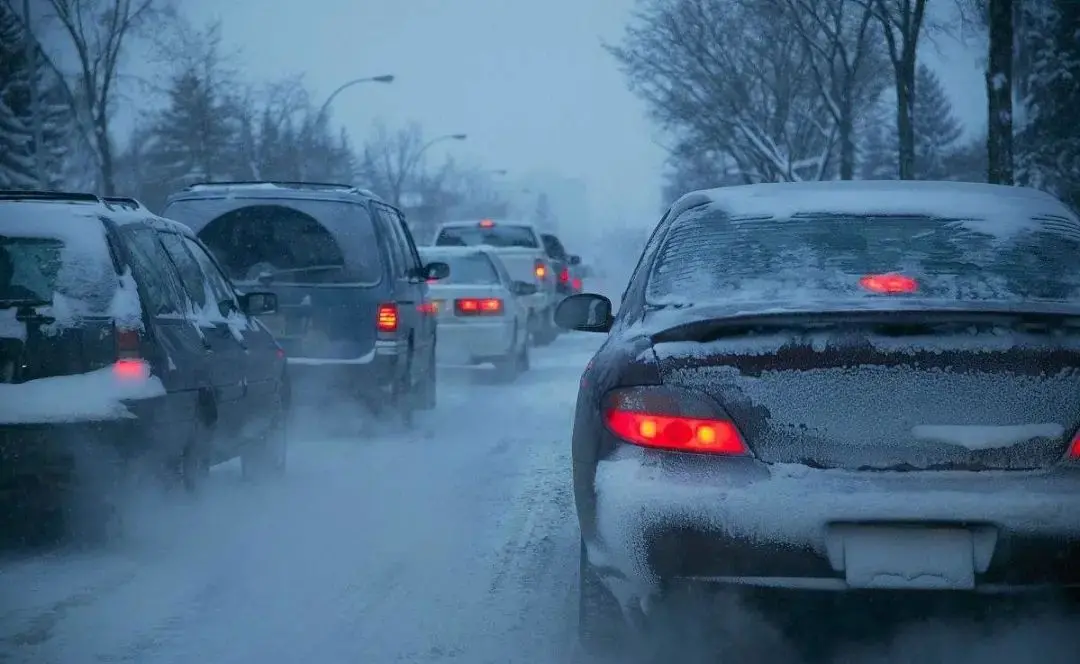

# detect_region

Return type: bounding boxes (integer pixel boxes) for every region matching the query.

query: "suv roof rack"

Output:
[102,196,147,211]
[185,181,357,192]
[0,190,101,203]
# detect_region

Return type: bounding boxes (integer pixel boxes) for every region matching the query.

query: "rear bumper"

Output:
[285,339,406,394]
[585,446,1080,604]
[435,320,516,364]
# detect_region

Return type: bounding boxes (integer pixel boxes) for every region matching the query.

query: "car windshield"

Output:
[163,199,382,284]
[434,224,539,249]
[647,206,1080,308]
[425,253,499,284]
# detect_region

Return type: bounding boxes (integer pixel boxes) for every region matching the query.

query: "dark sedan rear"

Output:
[556,181,1080,652]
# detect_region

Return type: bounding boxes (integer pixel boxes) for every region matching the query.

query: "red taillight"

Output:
[418,301,439,315]
[559,267,570,283]
[455,297,503,315]
[377,303,398,332]
[604,408,747,454]
[1068,432,1080,459]
[479,219,495,228]
[113,326,149,379]
[860,273,918,294]
[534,260,547,279]
[572,277,583,291]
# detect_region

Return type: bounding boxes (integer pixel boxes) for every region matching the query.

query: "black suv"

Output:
[0,192,288,536]
[161,182,448,423]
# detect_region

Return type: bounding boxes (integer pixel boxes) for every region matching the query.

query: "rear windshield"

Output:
[426,253,499,284]
[647,207,1080,308]
[163,199,383,284]
[1,235,115,312]
[434,225,539,249]
[541,234,567,259]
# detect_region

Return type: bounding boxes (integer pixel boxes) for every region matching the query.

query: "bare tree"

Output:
[355,121,432,207]
[42,0,173,194]
[867,0,930,180]
[773,0,888,179]
[985,0,1013,184]
[608,0,835,184]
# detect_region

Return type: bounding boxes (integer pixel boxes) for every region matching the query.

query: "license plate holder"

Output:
[839,526,975,590]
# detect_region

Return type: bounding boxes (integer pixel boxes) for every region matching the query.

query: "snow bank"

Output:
[0,367,165,424]
[592,449,1080,603]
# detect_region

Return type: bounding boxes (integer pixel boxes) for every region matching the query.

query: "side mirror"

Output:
[423,261,450,281]
[510,280,538,296]
[554,293,613,333]
[568,254,582,266]
[239,291,278,316]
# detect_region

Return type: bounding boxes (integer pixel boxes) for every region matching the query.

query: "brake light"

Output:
[418,301,439,315]
[860,273,918,294]
[535,261,547,279]
[455,298,503,315]
[605,409,747,454]
[559,267,570,283]
[113,326,149,380]
[572,277,583,291]
[479,219,495,228]
[1068,431,1080,459]
[377,303,398,332]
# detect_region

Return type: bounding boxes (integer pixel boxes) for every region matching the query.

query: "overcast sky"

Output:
[176,0,987,230]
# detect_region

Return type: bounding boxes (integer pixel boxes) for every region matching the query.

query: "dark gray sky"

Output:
[185,0,986,230]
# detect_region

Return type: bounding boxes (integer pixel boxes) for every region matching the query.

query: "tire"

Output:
[578,538,627,655]
[493,325,524,382]
[534,308,558,347]
[392,348,416,428]
[179,416,212,494]
[417,346,437,410]
[242,385,288,481]
[517,334,530,372]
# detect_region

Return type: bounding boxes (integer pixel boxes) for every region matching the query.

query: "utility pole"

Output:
[23,0,46,188]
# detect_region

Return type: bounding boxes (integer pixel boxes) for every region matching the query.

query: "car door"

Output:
[115,224,208,428]
[158,231,249,452]
[394,211,437,357]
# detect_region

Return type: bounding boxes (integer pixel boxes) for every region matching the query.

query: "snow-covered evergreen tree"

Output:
[913,65,963,180]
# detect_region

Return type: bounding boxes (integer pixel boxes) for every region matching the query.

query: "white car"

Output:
[431,219,560,346]
[419,246,536,379]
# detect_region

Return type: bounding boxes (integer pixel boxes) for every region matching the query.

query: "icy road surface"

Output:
[2,332,1079,664]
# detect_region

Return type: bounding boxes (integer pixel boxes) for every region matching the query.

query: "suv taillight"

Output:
[113,326,149,379]
[377,303,399,333]
[1068,431,1080,459]
[559,267,570,283]
[534,260,548,280]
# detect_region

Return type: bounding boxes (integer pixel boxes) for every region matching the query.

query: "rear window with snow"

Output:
[422,252,500,285]
[646,205,1080,307]
[1,233,116,312]
[163,199,383,285]
[434,224,539,249]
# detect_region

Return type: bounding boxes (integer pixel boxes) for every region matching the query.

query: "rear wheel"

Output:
[391,348,416,428]
[242,385,288,481]
[179,417,212,494]
[493,325,524,382]
[578,538,627,655]
[534,308,558,346]
[417,346,437,410]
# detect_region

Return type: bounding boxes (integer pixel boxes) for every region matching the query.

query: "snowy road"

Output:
[2,332,1079,664]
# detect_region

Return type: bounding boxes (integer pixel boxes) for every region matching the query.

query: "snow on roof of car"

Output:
[0,200,112,247]
[672,181,1077,240]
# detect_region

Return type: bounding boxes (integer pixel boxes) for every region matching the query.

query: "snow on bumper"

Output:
[591,448,1080,604]
[0,367,166,425]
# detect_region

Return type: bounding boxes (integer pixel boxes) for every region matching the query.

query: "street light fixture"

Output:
[316,74,396,124]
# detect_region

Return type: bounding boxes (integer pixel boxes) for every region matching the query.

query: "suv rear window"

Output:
[163,198,383,284]
[541,234,567,259]
[434,225,539,249]
[647,206,1080,307]
[426,253,499,284]
[1,234,115,312]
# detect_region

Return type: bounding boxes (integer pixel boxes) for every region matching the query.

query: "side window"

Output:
[159,232,208,311]
[394,211,424,271]
[372,209,402,277]
[622,210,678,303]
[376,206,414,277]
[183,237,241,318]
[491,256,512,286]
[120,226,183,315]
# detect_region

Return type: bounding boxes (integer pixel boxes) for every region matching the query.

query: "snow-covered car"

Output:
[418,246,535,380]
[555,180,1080,652]
[432,219,559,346]
[0,191,288,537]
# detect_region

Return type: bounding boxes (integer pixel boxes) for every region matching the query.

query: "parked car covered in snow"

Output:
[0,191,288,539]
[557,180,1080,654]
[418,246,535,380]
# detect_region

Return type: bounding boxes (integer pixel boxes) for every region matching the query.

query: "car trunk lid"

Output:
[651,309,1080,471]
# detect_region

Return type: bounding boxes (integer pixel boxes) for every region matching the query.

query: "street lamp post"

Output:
[315,74,395,126]
[396,133,467,207]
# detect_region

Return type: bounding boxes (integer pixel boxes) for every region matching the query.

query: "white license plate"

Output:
[841,527,975,590]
